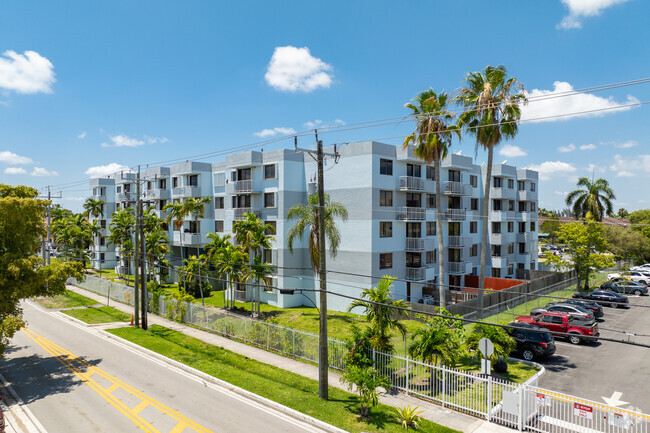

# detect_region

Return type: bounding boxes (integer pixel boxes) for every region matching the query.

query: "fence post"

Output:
[405,356,410,395]
[244,318,248,343]
[372,348,376,368]
[292,329,295,358]
[518,384,524,432]
[441,364,446,407]
[267,321,270,350]
[487,374,492,422]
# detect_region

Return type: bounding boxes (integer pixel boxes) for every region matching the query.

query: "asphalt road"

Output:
[537,293,650,412]
[0,300,331,433]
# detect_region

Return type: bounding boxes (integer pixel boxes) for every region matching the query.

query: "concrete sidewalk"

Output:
[66,284,515,433]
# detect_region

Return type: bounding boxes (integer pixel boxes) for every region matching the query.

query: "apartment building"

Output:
[88,140,538,311]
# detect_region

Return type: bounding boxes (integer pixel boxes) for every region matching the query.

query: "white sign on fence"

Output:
[574,403,593,420]
[609,412,630,429]
[536,393,546,407]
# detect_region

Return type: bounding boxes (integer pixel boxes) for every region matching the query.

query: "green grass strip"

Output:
[107,325,460,433]
[34,290,99,309]
[62,306,131,324]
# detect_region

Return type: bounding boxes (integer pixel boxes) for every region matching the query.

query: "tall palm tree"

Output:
[565,177,616,222]
[404,89,460,308]
[108,209,136,279]
[347,276,407,352]
[213,243,248,309]
[145,226,169,283]
[183,196,211,304]
[164,200,190,291]
[83,198,105,270]
[245,256,273,315]
[455,65,526,318]
[287,193,348,273]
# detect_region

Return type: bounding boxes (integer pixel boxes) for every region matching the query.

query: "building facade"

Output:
[88,141,538,311]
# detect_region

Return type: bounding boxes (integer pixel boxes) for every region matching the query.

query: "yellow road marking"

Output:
[21,327,213,433]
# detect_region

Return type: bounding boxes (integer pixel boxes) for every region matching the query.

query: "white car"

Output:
[631,264,650,272]
[607,271,650,285]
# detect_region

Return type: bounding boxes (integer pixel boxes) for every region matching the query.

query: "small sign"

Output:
[574,403,593,420]
[536,393,546,407]
[478,337,494,357]
[609,412,629,429]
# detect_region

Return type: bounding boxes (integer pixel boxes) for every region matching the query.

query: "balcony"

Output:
[490,187,516,200]
[448,261,470,275]
[518,190,538,201]
[397,207,425,221]
[490,210,514,221]
[172,186,201,197]
[399,176,424,191]
[234,208,260,220]
[405,267,426,281]
[92,193,106,200]
[233,179,257,193]
[116,192,135,202]
[173,232,203,245]
[491,256,510,268]
[406,237,425,251]
[448,235,467,247]
[443,181,470,195]
[517,232,532,243]
[444,209,466,221]
[146,189,170,200]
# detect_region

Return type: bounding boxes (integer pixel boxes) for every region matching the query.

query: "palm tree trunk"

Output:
[435,158,446,309]
[196,216,204,306]
[478,146,494,319]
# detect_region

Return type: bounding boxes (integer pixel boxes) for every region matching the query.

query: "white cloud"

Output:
[521,81,638,123]
[609,154,650,177]
[0,150,33,164]
[101,134,145,148]
[557,0,630,29]
[334,119,346,125]
[615,140,638,148]
[85,163,131,178]
[554,190,569,196]
[77,131,87,139]
[558,143,576,152]
[145,136,168,144]
[253,127,296,137]
[580,143,596,150]
[304,119,323,129]
[3,167,27,175]
[0,50,55,94]
[587,163,606,174]
[525,160,577,180]
[498,144,527,157]
[31,167,58,177]
[264,46,333,92]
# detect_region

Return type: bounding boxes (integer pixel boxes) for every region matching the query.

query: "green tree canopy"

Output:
[604,226,650,265]
[565,177,616,222]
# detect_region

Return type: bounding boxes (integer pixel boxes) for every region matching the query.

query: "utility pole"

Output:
[139,182,148,330]
[38,186,61,266]
[133,170,140,327]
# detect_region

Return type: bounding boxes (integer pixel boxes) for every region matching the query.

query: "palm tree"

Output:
[107,209,136,279]
[164,200,190,291]
[145,226,169,283]
[287,193,348,273]
[183,196,212,304]
[213,243,248,309]
[404,89,460,308]
[565,177,616,222]
[455,65,526,319]
[347,276,408,352]
[245,256,273,315]
[83,198,105,271]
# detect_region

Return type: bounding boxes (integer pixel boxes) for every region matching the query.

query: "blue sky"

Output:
[0,0,648,213]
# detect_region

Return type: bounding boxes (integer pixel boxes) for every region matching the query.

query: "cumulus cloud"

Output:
[0,50,55,94]
[0,150,33,164]
[145,136,168,144]
[525,161,577,180]
[587,163,606,173]
[253,127,296,137]
[101,134,145,148]
[521,81,638,123]
[557,0,630,29]
[580,143,596,150]
[614,140,638,148]
[264,46,333,92]
[334,119,346,125]
[77,131,87,139]
[558,143,576,153]
[609,154,650,177]
[3,167,26,175]
[304,119,323,129]
[31,167,58,177]
[85,163,131,178]
[498,144,527,157]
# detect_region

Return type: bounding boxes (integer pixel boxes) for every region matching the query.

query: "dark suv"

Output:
[507,323,556,361]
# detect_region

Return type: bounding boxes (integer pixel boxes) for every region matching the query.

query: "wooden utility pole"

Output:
[133,170,140,327]
[139,168,148,330]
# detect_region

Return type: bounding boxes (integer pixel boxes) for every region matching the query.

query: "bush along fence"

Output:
[68,275,650,432]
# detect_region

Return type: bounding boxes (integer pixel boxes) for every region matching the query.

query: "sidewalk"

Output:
[66,284,514,433]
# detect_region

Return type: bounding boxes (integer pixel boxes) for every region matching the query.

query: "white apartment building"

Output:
[88,140,538,312]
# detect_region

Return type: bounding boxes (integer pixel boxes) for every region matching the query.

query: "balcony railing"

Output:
[518,190,537,201]
[406,237,425,251]
[448,235,466,247]
[234,208,260,220]
[234,179,253,193]
[145,189,170,200]
[399,176,424,191]
[116,192,135,202]
[517,232,532,243]
[172,186,201,197]
[92,194,106,200]
[405,267,426,281]
[443,181,470,195]
[490,210,514,221]
[396,207,425,221]
[444,209,466,221]
[447,261,469,275]
[173,232,202,245]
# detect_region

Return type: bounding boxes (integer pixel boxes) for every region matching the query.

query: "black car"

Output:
[545,300,604,319]
[600,281,649,296]
[507,323,556,361]
[574,290,629,308]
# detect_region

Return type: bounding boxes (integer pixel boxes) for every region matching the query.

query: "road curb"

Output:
[0,371,48,433]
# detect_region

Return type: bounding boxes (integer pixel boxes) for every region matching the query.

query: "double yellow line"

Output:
[21,327,213,433]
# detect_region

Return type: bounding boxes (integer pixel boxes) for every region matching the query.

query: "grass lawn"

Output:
[108,325,459,433]
[34,290,99,309]
[62,306,132,324]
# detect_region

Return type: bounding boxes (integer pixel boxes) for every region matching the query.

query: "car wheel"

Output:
[522,348,535,361]
[634,289,642,296]
[568,334,582,345]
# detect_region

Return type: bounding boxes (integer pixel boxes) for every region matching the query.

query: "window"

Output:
[189,221,200,233]
[472,267,478,276]
[508,179,514,189]
[264,192,275,208]
[519,201,526,212]
[493,177,502,188]
[508,264,514,275]
[530,222,536,231]
[518,181,525,191]
[531,202,536,212]
[406,222,421,238]
[508,243,514,254]
[448,222,461,236]
[147,181,153,190]
[214,220,224,232]
[426,166,435,180]
[99,236,106,246]
[471,244,478,257]
[380,222,392,238]
[406,193,421,208]
[159,178,167,189]
[159,199,167,210]
[492,222,501,234]
[379,253,392,269]
[492,199,502,211]
[172,177,178,188]
[264,221,276,235]
[426,222,436,236]
[380,190,393,206]
[214,197,224,209]
[509,200,514,211]
[100,219,107,229]
[263,249,273,264]
[380,159,393,175]
[426,250,436,264]
[519,222,526,233]
[406,252,421,267]
[471,198,478,211]
[213,172,224,187]
[519,243,526,254]
[100,252,105,262]
[124,184,131,193]
[116,186,122,193]
[426,194,436,209]
[492,268,501,278]
[531,182,536,192]
[188,174,198,186]
[470,175,477,187]
[470,221,477,233]
[406,164,421,177]
[264,164,276,180]
[507,222,514,232]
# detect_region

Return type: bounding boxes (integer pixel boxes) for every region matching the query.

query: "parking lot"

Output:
[537,292,650,412]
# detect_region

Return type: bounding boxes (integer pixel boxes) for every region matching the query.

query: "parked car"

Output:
[545,299,604,319]
[530,304,595,321]
[514,312,599,345]
[607,271,650,285]
[507,323,556,361]
[600,281,649,296]
[573,290,629,308]
[631,264,650,272]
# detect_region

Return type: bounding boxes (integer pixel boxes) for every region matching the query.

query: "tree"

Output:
[0,184,83,355]
[604,226,650,265]
[465,323,515,363]
[347,276,407,352]
[403,89,460,308]
[538,208,559,218]
[211,243,248,309]
[565,177,616,222]
[339,365,390,418]
[83,197,105,219]
[618,208,629,218]
[408,310,464,367]
[287,193,348,273]
[455,65,526,318]
[629,209,650,239]
[107,208,136,279]
[184,196,211,304]
[164,200,190,291]
[540,217,562,244]
[51,213,93,267]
